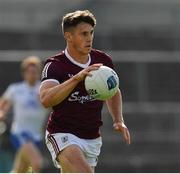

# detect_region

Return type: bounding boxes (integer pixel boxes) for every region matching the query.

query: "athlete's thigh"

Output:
[57,144,93,173]
[21,142,42,164]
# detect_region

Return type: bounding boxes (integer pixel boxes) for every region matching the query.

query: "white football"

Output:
[85,65,119,100]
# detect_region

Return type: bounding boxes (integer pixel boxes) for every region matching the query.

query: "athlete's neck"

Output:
[66,47,89,64]
[25,80,37,87]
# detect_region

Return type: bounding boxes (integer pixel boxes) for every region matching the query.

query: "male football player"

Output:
[40,10,131,173]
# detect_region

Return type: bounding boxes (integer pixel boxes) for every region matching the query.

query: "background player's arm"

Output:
[0,97,11,120]
[40,64,102,108]
[106,89,131,145]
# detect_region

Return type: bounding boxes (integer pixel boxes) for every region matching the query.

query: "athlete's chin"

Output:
[84,47,92,54]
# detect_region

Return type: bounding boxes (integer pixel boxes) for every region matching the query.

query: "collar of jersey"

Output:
[23,80,40,88]
[64,48,91,68]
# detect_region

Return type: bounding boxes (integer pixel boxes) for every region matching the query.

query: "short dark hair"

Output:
[62,10,96,33]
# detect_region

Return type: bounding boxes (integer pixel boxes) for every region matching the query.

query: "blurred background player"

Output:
[0,56,47,173]
[40,10,131,173]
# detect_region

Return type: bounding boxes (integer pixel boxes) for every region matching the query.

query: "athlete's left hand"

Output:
[113,121,131,145]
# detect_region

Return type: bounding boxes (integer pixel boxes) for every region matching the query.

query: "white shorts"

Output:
[45,131,102,168]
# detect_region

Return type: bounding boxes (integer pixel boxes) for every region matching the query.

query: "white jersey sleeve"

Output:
[2,84,15,102]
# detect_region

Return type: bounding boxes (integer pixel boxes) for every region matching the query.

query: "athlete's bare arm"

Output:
[106,89,131,145]
[0,97,11,119]
[40,64,102,108]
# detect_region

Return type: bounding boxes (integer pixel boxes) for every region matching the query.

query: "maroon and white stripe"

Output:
[47,134,60,156]
[41,62,52,79]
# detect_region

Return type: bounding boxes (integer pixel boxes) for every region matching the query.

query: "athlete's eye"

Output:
[82,32,89,36]
[81,31,94,37]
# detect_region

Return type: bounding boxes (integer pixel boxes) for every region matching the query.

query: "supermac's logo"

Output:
[68,91,96,104]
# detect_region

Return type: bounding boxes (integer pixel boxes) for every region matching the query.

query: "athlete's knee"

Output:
[31,157,43,172]
[22,142,43,172]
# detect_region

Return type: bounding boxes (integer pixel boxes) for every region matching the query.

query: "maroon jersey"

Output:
[41,49,114,139]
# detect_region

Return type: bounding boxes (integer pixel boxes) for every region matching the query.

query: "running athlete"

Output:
[0,56,47,173]
[40,10,131,173]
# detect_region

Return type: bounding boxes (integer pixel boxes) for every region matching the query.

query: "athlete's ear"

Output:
[64,32,72,42]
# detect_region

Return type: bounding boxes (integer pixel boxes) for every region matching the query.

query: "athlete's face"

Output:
[67,22,94,55]
[23,65,40,85]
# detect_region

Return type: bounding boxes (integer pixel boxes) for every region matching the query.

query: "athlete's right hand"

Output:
[0,110,5,120]
[73,63,102,82]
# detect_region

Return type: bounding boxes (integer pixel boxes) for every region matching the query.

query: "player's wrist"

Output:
[71,75,82,83]
[113,120,124,124]
[113,117,124,124]
[113,121,127,130]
